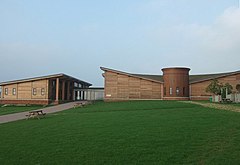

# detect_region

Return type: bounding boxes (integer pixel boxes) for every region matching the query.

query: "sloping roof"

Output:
[0,73,92,86]
[132,74,163,82]
[189,70,240,84]
[101,67,240,84]
[100,67,164,83]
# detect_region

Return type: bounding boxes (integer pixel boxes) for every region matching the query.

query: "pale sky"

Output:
[0,0,239,86]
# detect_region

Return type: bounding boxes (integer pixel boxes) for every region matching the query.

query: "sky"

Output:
[0,0,240,86]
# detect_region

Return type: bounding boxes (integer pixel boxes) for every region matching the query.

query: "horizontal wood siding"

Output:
[18,82,32,99]
[140,79,152,99]
[104,71,162,100]
[2,84,18,99]
[1,79,48,100]
[129,77,140,99]
[32,80,48,99]
[117,75,129,98]
[105,72,118,98]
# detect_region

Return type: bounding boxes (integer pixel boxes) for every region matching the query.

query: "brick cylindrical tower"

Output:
[162,67,190,100]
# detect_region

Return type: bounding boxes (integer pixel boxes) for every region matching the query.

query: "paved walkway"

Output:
[0,101,86,124]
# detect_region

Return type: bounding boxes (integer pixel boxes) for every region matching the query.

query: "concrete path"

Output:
[0,101,86,124]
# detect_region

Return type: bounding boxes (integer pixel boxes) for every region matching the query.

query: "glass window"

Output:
[176,87,180,96]
[5,88,8,95]
[12,88,16,95]
[41,88,45,95]
[170,87,172,95]
[74,82,78,87]
[164,87,166,96]
[183,87,185,95]
[32,88,37,95]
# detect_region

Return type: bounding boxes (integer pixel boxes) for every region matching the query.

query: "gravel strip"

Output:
[180,101,240,112]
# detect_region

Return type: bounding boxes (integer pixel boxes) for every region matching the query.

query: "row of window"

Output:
[164,87,185,96]
[4,88,45,96]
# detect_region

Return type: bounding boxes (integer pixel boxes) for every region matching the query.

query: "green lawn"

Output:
[0,105,43,115]
[1,101,240,164]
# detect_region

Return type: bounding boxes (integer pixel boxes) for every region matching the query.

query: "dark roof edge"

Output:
[0,73,92,86]
[100,67,164,83]
[190,70,240,84]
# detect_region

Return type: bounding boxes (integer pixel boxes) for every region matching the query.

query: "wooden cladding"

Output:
[102,67,240,101]
[104,71,162,100]
[2,79,48,100]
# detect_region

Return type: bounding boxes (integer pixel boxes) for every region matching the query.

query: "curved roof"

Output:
[101,66,240,84]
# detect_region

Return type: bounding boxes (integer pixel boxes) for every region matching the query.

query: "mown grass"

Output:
[0,101,240,164]
[0,105,43,115]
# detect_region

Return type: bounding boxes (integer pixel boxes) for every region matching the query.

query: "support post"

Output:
[62,80,65,101]
[77,91,80,100]
[56,78,59,103]
[67,81,70,100]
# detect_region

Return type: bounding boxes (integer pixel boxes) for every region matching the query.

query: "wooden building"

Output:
[0,73,92,105]
[101,67,240,101]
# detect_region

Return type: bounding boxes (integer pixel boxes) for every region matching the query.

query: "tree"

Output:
[205,79,222,95]
[236,84,240,93]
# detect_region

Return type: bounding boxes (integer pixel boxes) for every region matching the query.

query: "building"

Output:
[100,67,240,101]
[0,73,92,105]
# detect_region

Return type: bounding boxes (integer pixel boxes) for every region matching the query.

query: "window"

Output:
[41,88,45,96]
[5,88,8,95]
[176,87,180,96]
[164,87,166,96]
[183,87,185,95]
[74,82,78,87]
[170,87,173,95]
[32,88,37,95]
[12,88,16,95]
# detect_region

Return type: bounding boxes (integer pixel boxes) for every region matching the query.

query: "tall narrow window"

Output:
[41,88,45,96]
[5,88,8,95]
[183,87,185,95]
[176,87,180,96]
[164,87,166,96]
[32,88,37,95]
[170,87,173,95]
[12,88,16,95]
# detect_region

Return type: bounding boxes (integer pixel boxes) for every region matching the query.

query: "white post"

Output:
[77,91,80,100]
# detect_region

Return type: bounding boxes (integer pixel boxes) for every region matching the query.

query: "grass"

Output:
[0,105,43,115]
[1,101,240,164]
